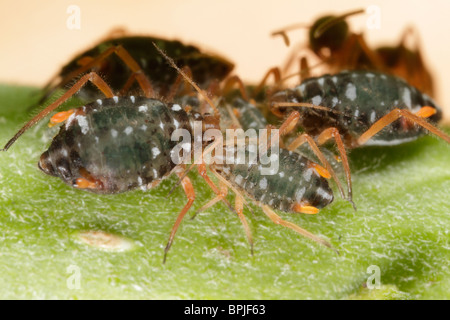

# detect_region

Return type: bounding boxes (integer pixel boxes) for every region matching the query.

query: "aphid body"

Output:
[271,70,443,148]
[216,147,334,212]
[38,96,216,194]
[40,36,234,104]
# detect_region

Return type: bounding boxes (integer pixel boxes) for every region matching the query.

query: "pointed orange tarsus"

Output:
[49,110,75,127]
[415,106,436,118]
[75,178,97,189]
[309,162,331,179]
[293,204,320,214]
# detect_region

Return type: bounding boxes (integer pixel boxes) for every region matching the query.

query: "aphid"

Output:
[1,46,227,262]
[270,70,450,202]
[200,145,339,254]
[272,8,435,96]
[36,35,234,106]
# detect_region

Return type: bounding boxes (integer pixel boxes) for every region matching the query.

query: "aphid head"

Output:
[38,151,58,177]
[38,149,81,184]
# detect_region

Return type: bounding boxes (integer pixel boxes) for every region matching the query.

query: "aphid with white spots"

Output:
[270,70,450,205]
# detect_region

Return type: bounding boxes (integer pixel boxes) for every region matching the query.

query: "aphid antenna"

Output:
[152,42,219,116]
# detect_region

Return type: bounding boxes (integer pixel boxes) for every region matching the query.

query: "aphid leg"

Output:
[222,75,249,101]
[194,181,228,217]
[1,72,114,151]
[254,67,282,97]
[275,111,347,200]
[357,107,450,146]
[316,127,354,208]
[194,163,235,216]
[54,45,153,97]
[74,168,103,190]
[261,204,339,255]
[165,66,195,101]
[164,170,196,264]
[118,70,155,98]
[235,193,254,255]
[208,168,254,254]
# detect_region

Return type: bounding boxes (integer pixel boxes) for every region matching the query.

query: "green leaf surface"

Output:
[0,84,449,299]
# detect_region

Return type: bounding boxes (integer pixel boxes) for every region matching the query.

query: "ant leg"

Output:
[299,57,311,82]
[261,204,338,254]
[163,169,196,264]
[1,72,114,151]
[316,127,354,208]
[357,107,450,146]
[341,33,385,70]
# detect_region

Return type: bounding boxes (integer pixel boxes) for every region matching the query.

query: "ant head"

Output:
[308,9,365,58]
[309,15,349,57]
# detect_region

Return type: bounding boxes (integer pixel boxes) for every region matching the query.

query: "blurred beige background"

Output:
[1,0,449,123]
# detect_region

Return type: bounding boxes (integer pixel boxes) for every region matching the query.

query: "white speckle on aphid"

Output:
[311,95,322,105]
[345,83,357,101]
[124,126,133,135]
[171,104,182,111]
[259,177,268,190]
[294,187,306,202]
[370,110,376,122]
[138,105,148,112]
[96,99,102,105]
[76,115,89,134]
[113,96,119,103]
[331,97,338,107]
[318,78,325,86]
[130,96,135,103]
[152,147,161,158]
[402,87,412,108]
[304,168,313,182]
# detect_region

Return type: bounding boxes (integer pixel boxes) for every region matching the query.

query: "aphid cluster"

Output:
[2,10,449,262]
